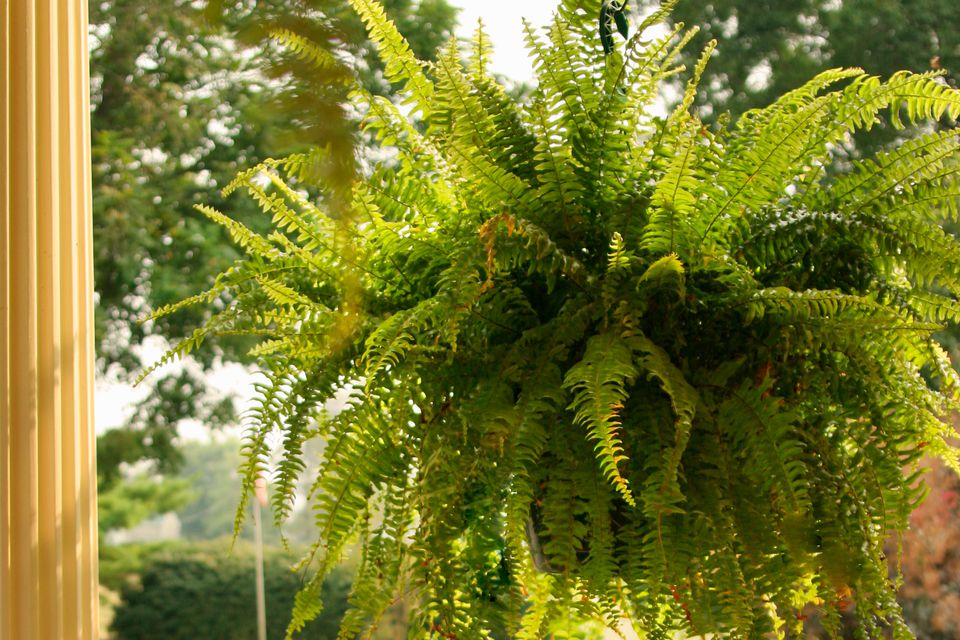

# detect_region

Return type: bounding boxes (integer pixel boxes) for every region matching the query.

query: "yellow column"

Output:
[1,0,100,638]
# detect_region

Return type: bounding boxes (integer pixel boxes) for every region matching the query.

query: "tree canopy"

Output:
[147,0,960,636]
[642,0,960,151]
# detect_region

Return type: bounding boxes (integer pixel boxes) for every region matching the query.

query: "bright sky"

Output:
[450,0,559,81]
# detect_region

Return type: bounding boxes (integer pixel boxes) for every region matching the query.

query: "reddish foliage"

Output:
[896,456,960,639]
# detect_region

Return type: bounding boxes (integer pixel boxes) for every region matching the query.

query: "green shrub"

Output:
[99,541,185,594]
[146,0,960,636]
[110,545,350,639]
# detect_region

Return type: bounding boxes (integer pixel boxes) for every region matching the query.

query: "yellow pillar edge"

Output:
[1,1,100,638]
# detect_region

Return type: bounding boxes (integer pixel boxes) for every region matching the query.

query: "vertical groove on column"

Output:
[2,1,99,638]
[0,0,10,634]
[37,1,66,636]
[74,0,101,635]
[58,0,82,633]
[8,2,41,639]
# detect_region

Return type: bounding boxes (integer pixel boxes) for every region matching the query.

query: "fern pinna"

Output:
[143,0,960,637]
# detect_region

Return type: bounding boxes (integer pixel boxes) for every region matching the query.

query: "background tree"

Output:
[172,439,246,541]
[640,0,960,151]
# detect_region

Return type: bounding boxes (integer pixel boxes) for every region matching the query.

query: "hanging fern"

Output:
[144,1,960,637]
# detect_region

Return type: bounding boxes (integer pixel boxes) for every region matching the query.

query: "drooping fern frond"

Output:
[564,332,639,505]
[145,1,960,637]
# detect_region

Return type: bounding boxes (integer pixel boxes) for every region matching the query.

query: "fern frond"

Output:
[347,0,434,114]
[831,130,960,212]
[643,122,701,255]
[195,204,277,258]
[629,334,699,511]
[134,325,212,386]
[271,28,345,75]
[233,366,292,542]
[469,18,493,78]
[719,379,810,517]
[564,332,639,505]
[361,299,437,386]
[526,91,584,225]
[667,39,716,124]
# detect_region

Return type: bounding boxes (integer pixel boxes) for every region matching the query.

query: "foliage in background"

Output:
[98,476,192,535]
[897,456,960,640]
[145,0,960,636]
[96,371,236,535]
[103,541,606,639]
[108,543,352,640]
[90,0,458,533]
[99,541,185,594]
[171,438,314,545]
[172,439,248,541]
[639,0,959,146]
